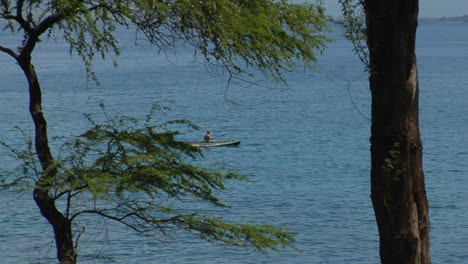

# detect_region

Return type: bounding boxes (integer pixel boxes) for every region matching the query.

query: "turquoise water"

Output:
[0,22,467,263]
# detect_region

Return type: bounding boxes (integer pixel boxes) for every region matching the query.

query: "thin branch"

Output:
[66,192,72,218]
[53,185,88,201]
[0,44,19,59]
[70,208,183,233]
[13,0,32,33]
[16,0,24,16]
[18,3,111,57]
[0,13,14,19]
[92,4,128,26]
[0,12,31,33]
[74,225,85,250]
[70,209,137,223]
[70,210,147,233]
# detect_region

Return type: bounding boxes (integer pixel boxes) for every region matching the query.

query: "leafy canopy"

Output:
[1,104,297,253]
[0,0,331,82]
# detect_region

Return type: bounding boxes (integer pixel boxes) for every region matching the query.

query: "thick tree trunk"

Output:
[364,1,430,264]
[18,57,77,264]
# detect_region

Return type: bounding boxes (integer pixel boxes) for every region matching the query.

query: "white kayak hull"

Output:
[188,140,241,147]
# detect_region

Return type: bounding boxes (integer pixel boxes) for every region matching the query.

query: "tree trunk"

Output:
[364,1,431,264]
[18,57,77,264]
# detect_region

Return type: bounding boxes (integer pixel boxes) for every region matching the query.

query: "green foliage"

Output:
[55,1,128,81]
[0,0,331,83]
[181,216,298,253]
[2,104,297,254]
[134,0,332,82]
[335,0,369,68]
[0,129,39,193]
[58,105,230,202]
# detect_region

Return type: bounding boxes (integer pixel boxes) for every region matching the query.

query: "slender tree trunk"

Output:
[18,56,77,264]
[364,1,430,264]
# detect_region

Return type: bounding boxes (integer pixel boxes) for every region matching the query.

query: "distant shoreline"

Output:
[419,15,468,23]
[331,15,468,24]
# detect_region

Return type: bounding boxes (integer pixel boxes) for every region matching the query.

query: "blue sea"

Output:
[0,22,467,263]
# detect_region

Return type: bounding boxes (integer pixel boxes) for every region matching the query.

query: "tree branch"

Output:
[70,210,147,233]
[70,208,183,233]
[53,185,88,201]
[19,3,109,60]
[0,44,19,59]
[16,0,32,32]
[16,0,24,15]
[0,12,32,33]
[35,3,109,35]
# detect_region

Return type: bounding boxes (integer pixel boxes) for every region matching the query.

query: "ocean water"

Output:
[0,22,467,263]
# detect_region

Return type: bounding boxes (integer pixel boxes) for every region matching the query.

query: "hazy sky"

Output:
[318,0,468,18]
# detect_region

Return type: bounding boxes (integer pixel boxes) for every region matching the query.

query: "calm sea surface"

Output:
[1,22,467,263]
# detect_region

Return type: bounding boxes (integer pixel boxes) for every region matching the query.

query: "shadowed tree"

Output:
[339,0,431,263]
[365,1,430,263]
[0,1,331,263]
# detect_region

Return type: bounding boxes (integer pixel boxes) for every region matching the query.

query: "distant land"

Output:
[332,15,468,24]
[420,15,468,23]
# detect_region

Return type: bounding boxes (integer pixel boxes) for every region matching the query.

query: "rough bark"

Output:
[18,55,77,264]
[364,1,431,264]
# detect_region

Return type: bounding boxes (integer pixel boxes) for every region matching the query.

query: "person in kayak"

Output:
[204,131,216,143]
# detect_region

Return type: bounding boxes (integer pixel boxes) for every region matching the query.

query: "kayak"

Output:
[188,140,241,147]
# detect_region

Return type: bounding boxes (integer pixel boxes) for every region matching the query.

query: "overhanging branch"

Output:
[0,44,18,59]
[69,209,181,233]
